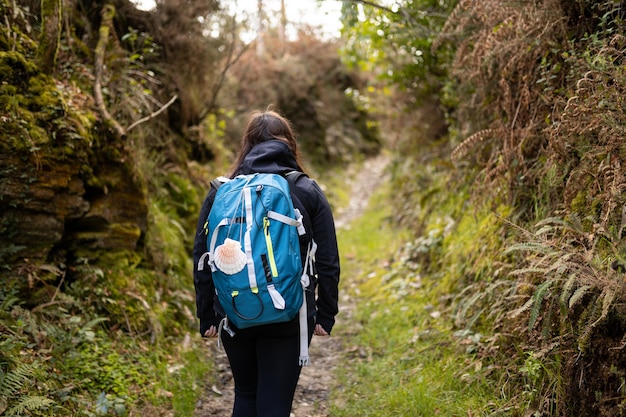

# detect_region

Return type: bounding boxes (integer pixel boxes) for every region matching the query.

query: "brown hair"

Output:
[227,109,307,177]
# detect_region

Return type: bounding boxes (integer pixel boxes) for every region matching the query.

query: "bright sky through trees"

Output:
[132,0,343,40]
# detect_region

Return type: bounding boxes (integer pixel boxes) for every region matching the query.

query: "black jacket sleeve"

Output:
[193,188,221,336]
[301,179,340,334]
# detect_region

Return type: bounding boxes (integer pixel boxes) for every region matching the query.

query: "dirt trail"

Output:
[194,154,390,417]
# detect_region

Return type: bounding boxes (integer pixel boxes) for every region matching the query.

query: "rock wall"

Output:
[0,51,147,288]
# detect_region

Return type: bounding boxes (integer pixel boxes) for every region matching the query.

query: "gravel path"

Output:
[194,154,390,417]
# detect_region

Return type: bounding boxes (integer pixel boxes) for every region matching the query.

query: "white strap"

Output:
[243,187,258,290]
[267,210,301,227]
[309,240,317,261]
[298,242,314,366]
[298,288,310,366]
[266,209,307,237]
[197,252,210,271]
[208,218,230,272]
[267,284,286,310]
[294,208,306,236]
[304,240,317,276]
[217,317,235,350]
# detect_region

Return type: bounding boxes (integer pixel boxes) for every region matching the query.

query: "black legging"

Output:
[221,317,314,417]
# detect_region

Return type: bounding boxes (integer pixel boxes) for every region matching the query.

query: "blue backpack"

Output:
[198,172,315,365]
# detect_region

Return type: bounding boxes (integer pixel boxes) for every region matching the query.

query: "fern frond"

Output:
[0,363,34,398]
[508,296,534,319]
[566,214,585,234]
[541,305,555,339]
[568,285,592,308]
[433,0,474,50]
[81,317,109,332]
[503,242,555,255]
[451,128,497,162]
[509,267,549,276]
[534,224,560,236]
[560,274,578,306]
[528,280,553,331]
[0,296,20,312]
[456,289,487,324]
[535,216,569,228]
[535,216,588,237]
[590,288,615,328]
[546,257,570,278]
[5,396,54,415]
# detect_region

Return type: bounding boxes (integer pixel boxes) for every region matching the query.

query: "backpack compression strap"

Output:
[298,239,317,366]
[267,209,306,236]
[284,171,316,366]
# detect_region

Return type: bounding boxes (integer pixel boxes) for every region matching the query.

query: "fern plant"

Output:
[505,215,625,349]
[0,362,55,416]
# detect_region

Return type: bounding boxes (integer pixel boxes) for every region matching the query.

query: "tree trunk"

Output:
[37,0,62,73]
[256,0,264,57]
[279,0,286,56]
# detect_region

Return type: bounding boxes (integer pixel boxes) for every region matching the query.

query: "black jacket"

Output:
[193,140,340,335]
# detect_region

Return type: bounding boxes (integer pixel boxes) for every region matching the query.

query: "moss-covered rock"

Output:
[0,47,148,293]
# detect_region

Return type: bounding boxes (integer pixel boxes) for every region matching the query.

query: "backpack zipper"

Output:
[263,217,278,277]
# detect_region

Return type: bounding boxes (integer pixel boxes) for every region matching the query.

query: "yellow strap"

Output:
[263,218,278,277]
[233,288,258,295]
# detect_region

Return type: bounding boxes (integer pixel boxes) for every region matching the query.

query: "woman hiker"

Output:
[193,109,340,417]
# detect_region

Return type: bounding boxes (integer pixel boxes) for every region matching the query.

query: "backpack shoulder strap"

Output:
[210,175,230,191]
[283,170,314,240]
[285,170,306,183]
[284,171,311,207]
[284,171,310,218]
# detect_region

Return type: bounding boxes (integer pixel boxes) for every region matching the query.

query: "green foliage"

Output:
[0,363,55,416]
[5,0,626,414]
[339,0,626,416]
[167,347,212,415]
[333,299,502,416]
[340,0,455,99]
[0,279,210,416]
[1,0,380,415]
[337,172,408,278]
[504,215,625,339]
[0,295,58,416]
[420,1,626,413]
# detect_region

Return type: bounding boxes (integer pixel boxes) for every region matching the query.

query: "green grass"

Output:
[169,345,213,416]
[332,293,504,416]
[330,172,511,417]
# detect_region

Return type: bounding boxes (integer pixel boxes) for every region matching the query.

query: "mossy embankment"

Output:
[1,16,213,414]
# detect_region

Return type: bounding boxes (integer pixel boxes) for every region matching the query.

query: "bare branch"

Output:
[342,0,395,14]
[197,17,254,122]
[126,94,178,133]
[93,4,126,139]
[32,271,65,313]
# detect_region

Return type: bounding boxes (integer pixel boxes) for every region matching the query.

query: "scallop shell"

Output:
[214,238,247,275]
